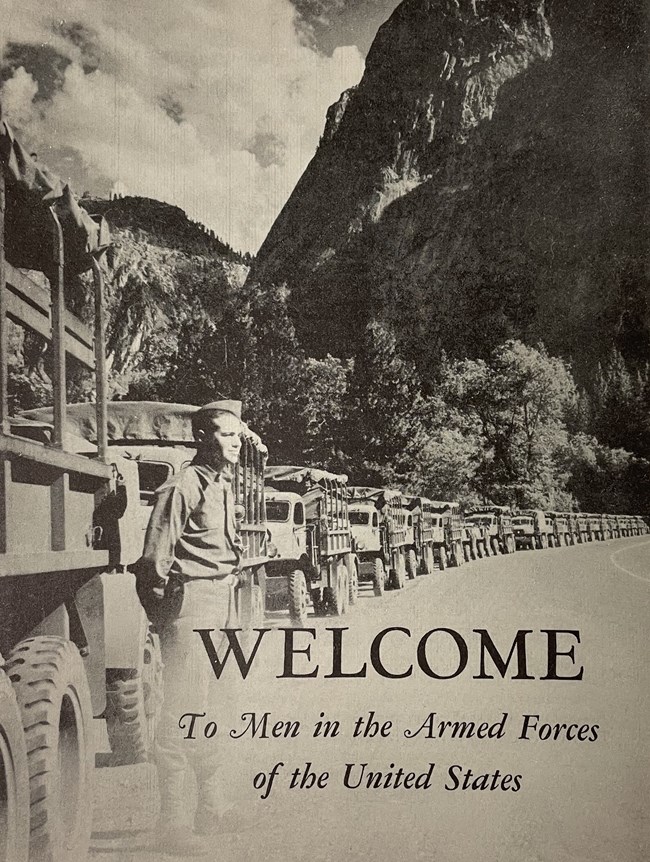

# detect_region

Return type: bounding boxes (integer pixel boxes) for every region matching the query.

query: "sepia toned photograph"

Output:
[0,1,648,861]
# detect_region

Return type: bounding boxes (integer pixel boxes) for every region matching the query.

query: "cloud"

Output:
[0,0,364,252]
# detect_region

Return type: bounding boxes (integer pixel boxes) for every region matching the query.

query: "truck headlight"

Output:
[356,541,365,551]
[267,542,278,558]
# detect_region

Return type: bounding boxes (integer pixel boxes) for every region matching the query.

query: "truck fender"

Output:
[101,570,150,672]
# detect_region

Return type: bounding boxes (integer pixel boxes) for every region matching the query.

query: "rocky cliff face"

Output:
[81,197,249,396]
[251,0,648,379]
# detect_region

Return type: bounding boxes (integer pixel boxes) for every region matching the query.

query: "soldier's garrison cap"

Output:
[196,399,242,420]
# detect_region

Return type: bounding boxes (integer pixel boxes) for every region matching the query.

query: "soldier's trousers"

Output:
[155,576,237,826]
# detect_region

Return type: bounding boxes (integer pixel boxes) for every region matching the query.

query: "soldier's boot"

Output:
[156,770,210,856]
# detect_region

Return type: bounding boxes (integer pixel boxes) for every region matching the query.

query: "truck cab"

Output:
[348,502,382,556]
[512,514,536,549]
[265,491,307,561]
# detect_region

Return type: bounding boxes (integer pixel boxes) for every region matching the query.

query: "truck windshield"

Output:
[512,517,533,525]
[468,516,494,526]
[349,511,370,525]
[137,461,172,504]
[266,501,291,522]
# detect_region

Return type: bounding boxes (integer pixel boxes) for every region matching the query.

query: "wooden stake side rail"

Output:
[0,433,113,479]
[4,261,96,370]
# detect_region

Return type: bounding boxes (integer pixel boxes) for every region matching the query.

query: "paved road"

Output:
[90,537,650,862]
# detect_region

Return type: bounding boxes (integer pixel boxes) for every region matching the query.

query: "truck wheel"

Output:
[288,570,309,626]
[391,554,406,589]
[372,558,385,596]
[105,628,163,766]
[5,637,93,862]
[438,547,446,570]
[348,563,359,606]
[463,544,471,563]
[541,535,548,550]
[406,550,417,580]
[311,589,326,616]
[424,547,435,574]
[0,671,29,862]
[324,564,346,616]
[490,537,500,556]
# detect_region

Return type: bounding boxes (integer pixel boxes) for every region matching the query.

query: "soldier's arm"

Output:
[136,473,199,584]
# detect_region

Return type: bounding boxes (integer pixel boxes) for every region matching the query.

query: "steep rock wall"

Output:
[251,0,648,378]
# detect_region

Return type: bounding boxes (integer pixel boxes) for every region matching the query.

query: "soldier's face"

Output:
[199,413,242,466]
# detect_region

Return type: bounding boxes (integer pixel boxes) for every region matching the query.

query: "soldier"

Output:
[135,399,245,855]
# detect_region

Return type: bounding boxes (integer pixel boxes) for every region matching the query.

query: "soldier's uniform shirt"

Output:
[140,459,243,583]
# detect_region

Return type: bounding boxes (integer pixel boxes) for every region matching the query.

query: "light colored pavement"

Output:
[90,537,650,862]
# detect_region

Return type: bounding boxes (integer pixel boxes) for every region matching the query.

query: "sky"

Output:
[0,0,400,253]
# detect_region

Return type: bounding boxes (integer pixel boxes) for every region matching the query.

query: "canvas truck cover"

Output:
[347,486,402,508]
[21,401,267,455]
[1,115,110,274]
[266,465,348,522]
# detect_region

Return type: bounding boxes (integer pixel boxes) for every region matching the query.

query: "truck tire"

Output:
[0,671,29,862]
[324,563,346,616]
[490,537,500,556]
[311,589,327,616]
[425,547,435,574]
[373,558,385,596]
[348,562,359,606]
[438,547,446,570]
[406,549,418,580]
[5,637,93,862]
[288,570,309,626]
[105,628,163,766]
[541,534,548,550]
[391,553,406,589]
[463,544,471,563]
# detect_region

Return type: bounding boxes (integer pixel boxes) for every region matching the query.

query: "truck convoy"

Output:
[264,466,358,619]
[1,114,648,862]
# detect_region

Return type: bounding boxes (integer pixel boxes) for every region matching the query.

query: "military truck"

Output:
[466,506,515,555]
[462,520,484,561]
[574,513,591,543]
[347,487,409,595]
[511,510,557,550]
[545,512,572,546]
[263,488,312,623]
[585,513,604,541]
[0,119,133,861]
[429,500,464,568]
[512,512,539,550]
[265,466,358,616]
[406,496,440,573]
